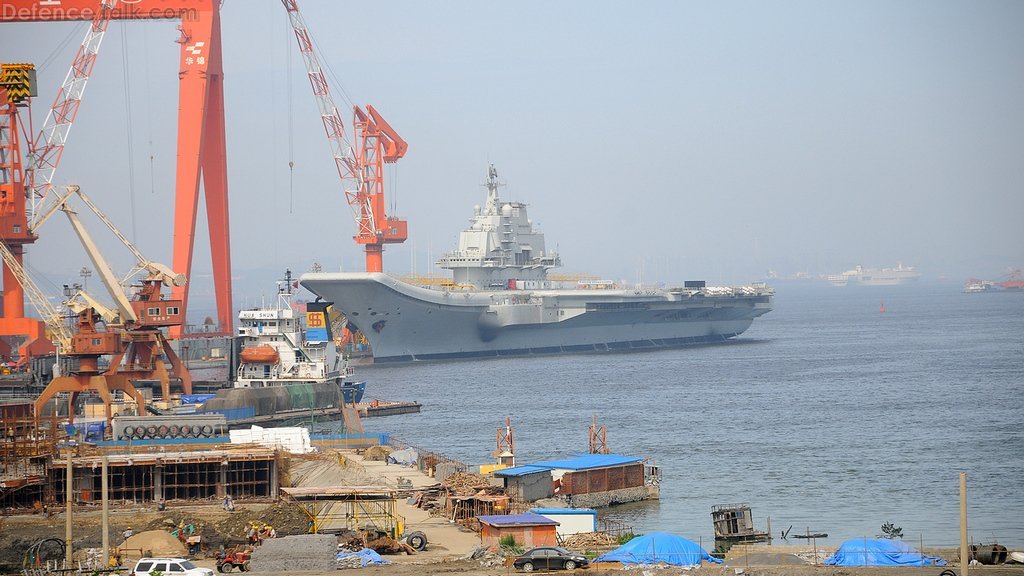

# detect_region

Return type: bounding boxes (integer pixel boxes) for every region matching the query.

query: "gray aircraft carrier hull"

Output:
[301,272,772,363]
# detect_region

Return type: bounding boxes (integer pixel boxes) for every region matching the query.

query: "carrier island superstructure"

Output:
[301,166,773,363]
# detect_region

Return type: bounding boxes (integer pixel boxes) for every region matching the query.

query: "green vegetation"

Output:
[499,534,523,555]
[879,522,903,539]
[616,532,639,545]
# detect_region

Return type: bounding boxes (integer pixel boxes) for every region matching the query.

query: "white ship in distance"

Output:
[827,264,921,286]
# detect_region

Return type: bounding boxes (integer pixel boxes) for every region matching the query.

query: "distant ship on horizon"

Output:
[827,264,921,287]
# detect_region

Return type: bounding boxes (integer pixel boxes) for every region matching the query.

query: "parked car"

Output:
[513,547,589,571]
[132,558,215,576]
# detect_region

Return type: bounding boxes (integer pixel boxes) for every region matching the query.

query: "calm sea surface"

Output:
[338,282,1023,547]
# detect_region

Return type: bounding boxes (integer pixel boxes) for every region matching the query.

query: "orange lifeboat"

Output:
[239,345,280,364]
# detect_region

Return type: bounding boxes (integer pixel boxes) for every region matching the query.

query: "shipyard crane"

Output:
[0,64,56,362]
[24,0,117,220]
[29,185,192,425]
[3,0,235,338]
[281,0,409,272]
[0,239,73,353]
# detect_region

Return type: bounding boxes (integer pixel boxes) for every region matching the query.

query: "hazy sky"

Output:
[3,0,1023,317]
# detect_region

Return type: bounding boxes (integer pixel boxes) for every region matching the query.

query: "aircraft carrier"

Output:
[301,166,773,363]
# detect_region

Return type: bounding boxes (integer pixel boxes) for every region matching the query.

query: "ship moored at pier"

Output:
[302,165,773,363]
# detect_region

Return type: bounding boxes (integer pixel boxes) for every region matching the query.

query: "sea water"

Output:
[343,282,1023,547]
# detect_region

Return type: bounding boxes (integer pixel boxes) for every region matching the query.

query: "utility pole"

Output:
[960,472,968,576]
[101,455,109,567]
[80,266,92,291]
[65,452,72,565]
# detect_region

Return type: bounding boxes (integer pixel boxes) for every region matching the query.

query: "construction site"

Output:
[1,0,414,493]
[0,2,437,571]
[2,391,662,570]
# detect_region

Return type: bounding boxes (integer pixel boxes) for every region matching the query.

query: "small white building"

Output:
[530,507,597,537]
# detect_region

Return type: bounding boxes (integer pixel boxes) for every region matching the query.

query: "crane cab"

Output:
[130,298,184,328]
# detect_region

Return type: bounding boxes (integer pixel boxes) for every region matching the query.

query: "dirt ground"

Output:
[3,448,1022,576]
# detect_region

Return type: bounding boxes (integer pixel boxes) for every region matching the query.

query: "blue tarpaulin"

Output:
[594,532,722,566]
[180,394,216,405]
[825,539,947,566]
[85,421,106,441]
[335,548,390,567]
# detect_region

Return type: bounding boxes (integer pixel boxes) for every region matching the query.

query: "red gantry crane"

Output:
[0,63,54,363]
[1,0,233,339]
[281,0,408,272]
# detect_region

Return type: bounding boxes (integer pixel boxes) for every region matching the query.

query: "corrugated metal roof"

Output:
[478,512,559,527]
[535,453,642,471]
[493,464,553,477]
[530,508,597,515]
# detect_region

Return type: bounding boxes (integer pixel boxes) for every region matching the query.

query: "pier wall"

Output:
[566,485,651,508]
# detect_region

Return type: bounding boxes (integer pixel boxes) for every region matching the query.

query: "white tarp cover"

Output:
[388,447,418,466]
[230,425,312,454]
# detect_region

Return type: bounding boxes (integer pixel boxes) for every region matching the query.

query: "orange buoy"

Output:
[239,345,280,364]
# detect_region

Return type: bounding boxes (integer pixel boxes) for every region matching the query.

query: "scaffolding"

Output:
[281,486,404,539]
[1,406,62,508]
[50,449,279,504]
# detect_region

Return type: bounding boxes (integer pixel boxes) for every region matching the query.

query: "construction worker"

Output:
[223,494,234,512]
[122,526,133,543]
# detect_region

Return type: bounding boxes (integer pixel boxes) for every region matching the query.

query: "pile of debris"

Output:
[138,501,312,553]
[443,471,491,494]
[406,484,446,516]
[562,531,619,549]
[249,534,337,572]
[363,446,391,461]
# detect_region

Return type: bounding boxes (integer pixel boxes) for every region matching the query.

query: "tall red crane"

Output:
[352,105,408,271]
[0,64,52,361]
[281,0,408,272]
[1,0,234,339]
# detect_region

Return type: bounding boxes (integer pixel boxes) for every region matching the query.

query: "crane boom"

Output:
[60,201,138,323]
[41,185,186,287]
[26,0,118,228]
[73,187,186,286]
[280,0,362,209]
[280,0,409,272]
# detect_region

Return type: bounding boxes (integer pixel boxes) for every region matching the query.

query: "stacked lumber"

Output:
[443,472,491,494]
[562,532,619,549]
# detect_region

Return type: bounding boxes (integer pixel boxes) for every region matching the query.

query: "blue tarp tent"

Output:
[825,539,947,566]
[594,532,722,566]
